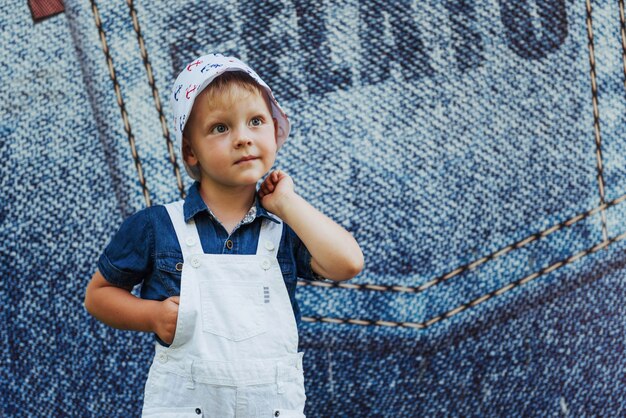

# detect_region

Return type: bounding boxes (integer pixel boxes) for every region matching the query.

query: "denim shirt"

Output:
[97,182,323,340]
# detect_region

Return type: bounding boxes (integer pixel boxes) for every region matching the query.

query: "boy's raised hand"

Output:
[258,169,295,216]
[258,170,364,282]
[152,296,180,345]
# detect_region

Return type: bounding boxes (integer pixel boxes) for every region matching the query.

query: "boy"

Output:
[84,54,363,417]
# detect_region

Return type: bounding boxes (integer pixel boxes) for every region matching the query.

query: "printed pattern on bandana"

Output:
[170,54,291,182]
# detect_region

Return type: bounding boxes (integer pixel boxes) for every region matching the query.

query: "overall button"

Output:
[175,262,183,272]
[225,239,233,250]
[261,258,272,270]
[185,237,196,247]
[190,256,201,268]
[264,240,275,251]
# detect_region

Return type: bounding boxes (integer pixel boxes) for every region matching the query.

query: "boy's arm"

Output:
[259,170,364,281]
[84,270,180,344]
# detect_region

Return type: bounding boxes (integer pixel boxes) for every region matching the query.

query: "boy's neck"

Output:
[197,182,256,227]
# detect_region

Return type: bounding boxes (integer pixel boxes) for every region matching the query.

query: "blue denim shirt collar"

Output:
[183,181,280,224]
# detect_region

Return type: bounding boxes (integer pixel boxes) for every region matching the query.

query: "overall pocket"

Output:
[199,280,267,341]
[142,367,205,417]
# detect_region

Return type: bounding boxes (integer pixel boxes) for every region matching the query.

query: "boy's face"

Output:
[182,84,278,190]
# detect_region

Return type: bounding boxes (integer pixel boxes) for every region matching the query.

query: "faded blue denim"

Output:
[2,0,626,417]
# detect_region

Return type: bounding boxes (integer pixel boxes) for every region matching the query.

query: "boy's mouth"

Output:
[235,155,259,164]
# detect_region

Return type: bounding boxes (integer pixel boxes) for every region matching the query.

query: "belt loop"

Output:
[276,365,285,394]
[186,360,195,390]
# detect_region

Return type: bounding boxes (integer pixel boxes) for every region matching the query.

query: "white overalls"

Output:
[141,200,306,417]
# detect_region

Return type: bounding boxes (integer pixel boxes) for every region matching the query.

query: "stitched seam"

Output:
[89,0,151,206]
[300,195,626,328]
[585,0,608,241]
[301,221,626,330]
[299,193,626,294]
[126,0,186,199]
[618,0,626,89]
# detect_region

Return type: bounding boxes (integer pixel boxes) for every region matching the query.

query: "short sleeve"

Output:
[288,225,327,282]
[97,208,154,288]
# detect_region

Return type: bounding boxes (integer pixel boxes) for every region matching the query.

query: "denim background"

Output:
[2,0,626,416]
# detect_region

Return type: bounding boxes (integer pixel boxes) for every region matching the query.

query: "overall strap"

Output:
[256,216,284,258]
[164,200,203,259]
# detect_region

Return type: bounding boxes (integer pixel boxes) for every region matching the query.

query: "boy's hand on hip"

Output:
[259,169,296,216]
[152,296,179,345]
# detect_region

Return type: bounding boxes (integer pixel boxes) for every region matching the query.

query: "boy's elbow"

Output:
[348,254,365,278]
[84,270,104,316]
[84,286,95,316]
[334,253,364,282]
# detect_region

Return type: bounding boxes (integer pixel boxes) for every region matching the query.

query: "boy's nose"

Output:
[234,132,253,148]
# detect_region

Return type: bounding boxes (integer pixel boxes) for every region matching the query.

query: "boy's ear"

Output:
[182,136,197,165]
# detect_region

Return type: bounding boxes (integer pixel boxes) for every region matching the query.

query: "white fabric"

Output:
[142,200,306,417]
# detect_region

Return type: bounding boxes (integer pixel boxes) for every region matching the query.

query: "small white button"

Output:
[261,258,271,270]
[185,237,196,247]
[264,240,275,251]
[158,353,168,363]
[190,256,201,268]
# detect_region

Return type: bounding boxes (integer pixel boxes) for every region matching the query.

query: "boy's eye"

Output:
[210,124,228,134]
[250,117,263,127]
